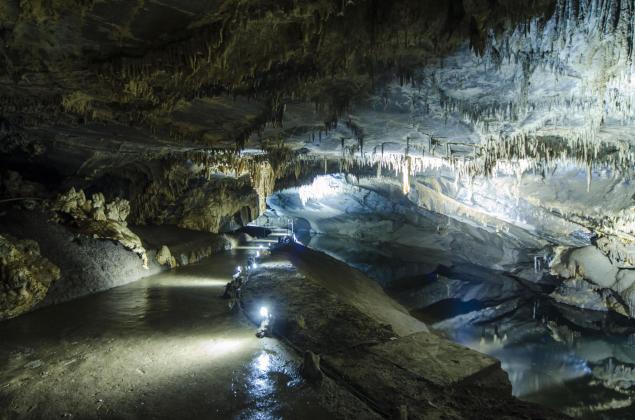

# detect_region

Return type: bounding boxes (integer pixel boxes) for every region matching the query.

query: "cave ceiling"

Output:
[3,0,635,241]
[1,0,554,148]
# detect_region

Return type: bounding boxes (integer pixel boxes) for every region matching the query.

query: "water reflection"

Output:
[432,300,635,418]
[0,249,330,419]
[297,227,635,418]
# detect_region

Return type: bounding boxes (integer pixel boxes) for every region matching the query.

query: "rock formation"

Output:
[0,234,60,320]
[550,245,635,318]
[156,245,177,269]
[51,188,148,268]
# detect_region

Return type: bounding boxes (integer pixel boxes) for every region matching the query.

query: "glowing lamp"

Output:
[259,306,269,318]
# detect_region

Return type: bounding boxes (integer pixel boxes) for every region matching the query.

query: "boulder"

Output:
[551,246,618,288]
[51,188,148,268]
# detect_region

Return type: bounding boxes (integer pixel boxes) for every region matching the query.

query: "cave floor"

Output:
[0,245,334,420]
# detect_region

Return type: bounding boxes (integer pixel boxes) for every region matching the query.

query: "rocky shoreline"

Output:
[0,207,230,319]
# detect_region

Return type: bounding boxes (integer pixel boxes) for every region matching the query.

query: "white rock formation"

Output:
[51,188,148,268]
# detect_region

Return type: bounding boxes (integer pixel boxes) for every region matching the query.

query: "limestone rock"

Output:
[51,187,88,219]
[596,236,635,269]
[123,157,266,234]
[105,197,130,224]
[0,234,60,320]
[550,245,635,318]
[551,246,618,288]
[156,245,177,268]
[51,188,148,268]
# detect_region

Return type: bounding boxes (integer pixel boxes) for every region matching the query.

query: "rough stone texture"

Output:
[242,262,396,354]
[550,245,635,317]
[85,154,276,234]
[0,170,46,199]
[0,0,551,148]
[51,187,148,267]
[0,209,161,308]
[301,350,324,383]
[132,224,230,267]
[364,331,502,387]
[0,233,60,320]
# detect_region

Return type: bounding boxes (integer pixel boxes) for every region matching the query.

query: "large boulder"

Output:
[550,245,635,318]
[0,234,60,320]
[551,246,618,288]
[51,188,148,267]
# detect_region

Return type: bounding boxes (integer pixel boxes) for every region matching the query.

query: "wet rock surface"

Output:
[0,194,231,315]
[4,1,635,418]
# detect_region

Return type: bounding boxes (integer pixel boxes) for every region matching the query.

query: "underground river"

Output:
[0,240,335,420]
[3,225,635,419]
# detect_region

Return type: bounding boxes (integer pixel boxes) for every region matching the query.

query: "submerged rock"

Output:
[0,234,60,320]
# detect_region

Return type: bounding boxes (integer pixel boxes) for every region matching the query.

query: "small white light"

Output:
[236,266,242,272]
[252,262,258,269]
[259,306,269,318]
[259,245,263,249]
[256,251,260,258]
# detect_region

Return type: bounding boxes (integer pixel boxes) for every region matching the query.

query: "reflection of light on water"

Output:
[453,329,594,398]
[154,278,230,288]
[247,351,276,414]
[498,348,591,397]
[201,339,245,357]
[256,353,270,372]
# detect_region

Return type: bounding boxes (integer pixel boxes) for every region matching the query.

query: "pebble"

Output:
[24,360,43,369]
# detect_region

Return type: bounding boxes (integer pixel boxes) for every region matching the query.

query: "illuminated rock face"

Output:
[51,187,148,267]
[0,234,60,320]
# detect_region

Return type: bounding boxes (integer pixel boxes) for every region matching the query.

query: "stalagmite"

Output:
[402,157,411,195]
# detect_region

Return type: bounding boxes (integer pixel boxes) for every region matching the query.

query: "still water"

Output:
[298,231,635,420]
[0,246,331,420]
[431,298,635,419]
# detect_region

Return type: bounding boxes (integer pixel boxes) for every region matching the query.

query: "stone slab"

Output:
[367,331,501,386]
